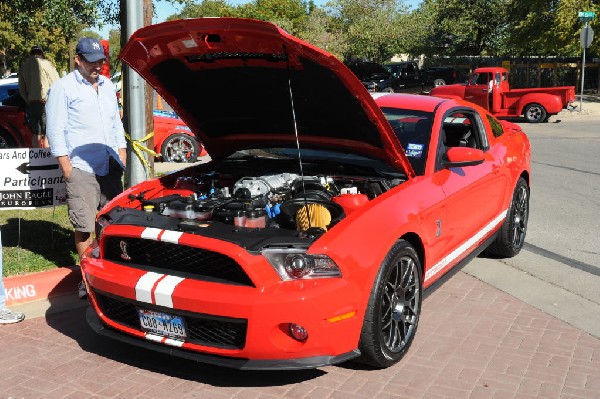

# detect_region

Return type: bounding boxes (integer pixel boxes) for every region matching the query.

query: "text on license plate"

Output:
[138,309,187,339]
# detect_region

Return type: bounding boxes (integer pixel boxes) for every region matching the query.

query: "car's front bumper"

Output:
[86,307,360,370]
[82,235,366,369]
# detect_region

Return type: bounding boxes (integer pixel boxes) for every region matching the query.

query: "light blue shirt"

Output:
[46,69,126,176]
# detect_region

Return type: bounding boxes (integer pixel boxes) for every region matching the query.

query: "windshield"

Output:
[380,108,434,175]
[223,147,405,178]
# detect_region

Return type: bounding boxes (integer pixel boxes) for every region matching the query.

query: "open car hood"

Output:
[120,18,414,177]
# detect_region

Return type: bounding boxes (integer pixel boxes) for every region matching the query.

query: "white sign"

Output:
[0,148,66,210]
[581,25,594,48]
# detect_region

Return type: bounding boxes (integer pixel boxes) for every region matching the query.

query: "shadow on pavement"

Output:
[44,295,325,386]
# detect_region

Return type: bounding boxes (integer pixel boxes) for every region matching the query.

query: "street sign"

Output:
[578,11,596,22]
[580,25,594,48]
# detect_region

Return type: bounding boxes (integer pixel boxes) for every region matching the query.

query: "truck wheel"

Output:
[433,78,446,87]
[524,103,547,123]
[383,87,395,93]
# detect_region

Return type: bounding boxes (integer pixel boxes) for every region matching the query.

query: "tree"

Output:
[175,0,239,19]
[108,28,121,73]
[0,0,96,74]
[298,7,349,59]
[327,0,408,63]
[404,0,511,57]
[505,0,599,56]
[236,0,311,36]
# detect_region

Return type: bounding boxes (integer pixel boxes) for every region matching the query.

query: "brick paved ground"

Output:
[1,271,599,399]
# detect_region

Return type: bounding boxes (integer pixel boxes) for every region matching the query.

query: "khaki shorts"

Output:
[66,158,123,233]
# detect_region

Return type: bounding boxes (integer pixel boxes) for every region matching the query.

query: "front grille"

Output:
[103,236,254,286]
[93,290,247,349]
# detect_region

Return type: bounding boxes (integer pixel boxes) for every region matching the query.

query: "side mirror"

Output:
[443,147,485,168]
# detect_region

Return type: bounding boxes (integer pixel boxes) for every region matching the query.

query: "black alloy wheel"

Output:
[358,240,422,368]
[485,177,529,257]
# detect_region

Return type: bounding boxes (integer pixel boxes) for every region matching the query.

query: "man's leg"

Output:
[98,157,124,206]
[65,168,101,299]
[28,102,45,147]
[74,231,93,261]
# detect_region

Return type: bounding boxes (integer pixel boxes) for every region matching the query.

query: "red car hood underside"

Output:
[119,18,413,177]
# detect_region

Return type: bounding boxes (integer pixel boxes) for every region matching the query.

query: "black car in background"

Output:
[345,61,401,93]
[347,60,458,93]
[385,61,461,89]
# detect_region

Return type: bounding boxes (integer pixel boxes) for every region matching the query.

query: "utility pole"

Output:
[143,0,155,175]
[122,0,152,187]
[578,11,596,113]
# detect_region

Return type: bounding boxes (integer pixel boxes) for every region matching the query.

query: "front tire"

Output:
[485,177,529,257]
[524,103,547,123]
[433,78,446,87]
[160,133,199,163]
[357,240,422,368]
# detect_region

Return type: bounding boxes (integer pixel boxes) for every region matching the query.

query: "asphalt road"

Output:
[464,110,600,338]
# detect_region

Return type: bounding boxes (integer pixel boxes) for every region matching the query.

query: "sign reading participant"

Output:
[0,148,66,209]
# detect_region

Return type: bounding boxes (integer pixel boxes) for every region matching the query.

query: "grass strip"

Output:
[1,206,77,277]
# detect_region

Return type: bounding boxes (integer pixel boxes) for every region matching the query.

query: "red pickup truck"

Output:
[430,67,576,122]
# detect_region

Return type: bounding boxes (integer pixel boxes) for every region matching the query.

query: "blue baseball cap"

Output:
[75,37,105,62]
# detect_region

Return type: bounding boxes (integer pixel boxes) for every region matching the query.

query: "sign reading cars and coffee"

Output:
[0,148,66,209]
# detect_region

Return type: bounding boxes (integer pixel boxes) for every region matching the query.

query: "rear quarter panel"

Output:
[504,87,575,115]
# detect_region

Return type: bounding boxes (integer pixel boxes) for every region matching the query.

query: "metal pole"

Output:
[580,22,588,113]
[124,0,147,187]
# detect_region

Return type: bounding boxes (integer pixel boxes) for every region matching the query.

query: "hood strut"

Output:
[284,44,312,232]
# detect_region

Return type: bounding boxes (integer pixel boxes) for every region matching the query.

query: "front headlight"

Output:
[262,248,342,281]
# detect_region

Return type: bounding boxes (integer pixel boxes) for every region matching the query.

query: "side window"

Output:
[474,73,489,85]
[437,109,489,170]
[494,72,501,85]
[486,115,504,137]
[469,73,479,85]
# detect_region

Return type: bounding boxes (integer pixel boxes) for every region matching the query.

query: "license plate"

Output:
[137,309,187,340]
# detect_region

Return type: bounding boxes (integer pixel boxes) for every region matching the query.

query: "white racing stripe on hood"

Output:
[141,227,162,240]
[161,230,184,244]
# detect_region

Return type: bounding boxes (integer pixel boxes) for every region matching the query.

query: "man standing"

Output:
[46,37,127,298]
[18,46,60,147]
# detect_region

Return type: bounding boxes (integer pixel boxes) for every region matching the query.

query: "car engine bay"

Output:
[99,154,405,250]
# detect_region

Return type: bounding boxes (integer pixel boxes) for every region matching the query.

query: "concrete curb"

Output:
[4,266,80,307]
